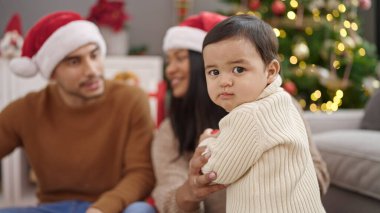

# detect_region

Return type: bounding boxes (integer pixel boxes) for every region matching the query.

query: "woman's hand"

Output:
[175,145,226,212]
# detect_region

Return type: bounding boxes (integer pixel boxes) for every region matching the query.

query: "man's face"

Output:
[52,43,105,104]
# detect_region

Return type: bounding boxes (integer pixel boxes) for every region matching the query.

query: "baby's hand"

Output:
[199,128,220,142]
[198,128,220,156]
[198,128,220,176]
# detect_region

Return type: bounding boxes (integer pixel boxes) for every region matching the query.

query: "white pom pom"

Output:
[9,57,39,78]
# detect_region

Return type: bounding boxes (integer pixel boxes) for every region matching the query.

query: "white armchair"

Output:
[304,109,380,213]
[304,109,364,134]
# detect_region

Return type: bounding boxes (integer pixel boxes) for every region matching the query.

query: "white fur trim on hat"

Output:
[163,26,206,53]
[10,57,39,77]
[10,20,106,79]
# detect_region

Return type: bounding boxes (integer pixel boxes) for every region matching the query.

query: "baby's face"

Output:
[203,37,270,112]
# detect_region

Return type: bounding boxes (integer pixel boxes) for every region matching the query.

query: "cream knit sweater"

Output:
[200,77,325,213]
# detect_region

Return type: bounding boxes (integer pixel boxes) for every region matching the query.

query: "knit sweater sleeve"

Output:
[92,89,155,213]
[291,97,330,195]
[0,99,24,158]
[151,119,204,213]
[200,109,265,185]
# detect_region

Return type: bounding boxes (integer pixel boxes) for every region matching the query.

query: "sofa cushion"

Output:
[360,90,380,131]
[314,129,380,200]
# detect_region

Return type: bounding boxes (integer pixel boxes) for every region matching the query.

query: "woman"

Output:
[152,12,330,213]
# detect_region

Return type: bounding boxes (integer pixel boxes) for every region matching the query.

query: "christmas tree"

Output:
[220,0,379,112]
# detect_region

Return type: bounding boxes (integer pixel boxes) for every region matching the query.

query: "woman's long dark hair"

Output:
[168,50,227,154]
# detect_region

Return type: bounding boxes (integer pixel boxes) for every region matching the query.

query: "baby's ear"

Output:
[266,59,280,84]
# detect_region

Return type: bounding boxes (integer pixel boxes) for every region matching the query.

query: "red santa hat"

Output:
[162,11,227,53]
[4,13,23,35]
[10,11,106,79]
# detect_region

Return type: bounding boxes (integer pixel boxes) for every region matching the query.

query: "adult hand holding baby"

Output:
[175,131,226,212]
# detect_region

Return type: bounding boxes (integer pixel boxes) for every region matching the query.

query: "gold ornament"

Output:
[114,71,140,86]
[292,41,310,60]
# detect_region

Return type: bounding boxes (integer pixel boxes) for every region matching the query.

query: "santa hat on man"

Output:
[10,11,106,79]
[163,11,227,53]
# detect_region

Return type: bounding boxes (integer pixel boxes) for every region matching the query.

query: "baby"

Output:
[199,14,325,213]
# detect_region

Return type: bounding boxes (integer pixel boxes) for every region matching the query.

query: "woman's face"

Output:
[165,49,190,98]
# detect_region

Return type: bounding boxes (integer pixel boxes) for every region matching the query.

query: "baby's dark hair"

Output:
[202,14,279,66]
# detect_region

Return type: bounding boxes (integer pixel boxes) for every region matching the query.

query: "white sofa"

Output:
[304,109,380,213]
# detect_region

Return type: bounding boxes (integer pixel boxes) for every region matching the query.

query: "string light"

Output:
[305,27,313,35]
[299,99,306,108]
[351,0,359,7]
[310,90,321,101]
[309,103,318,112]
[299,61,307,69]
[332,10,340,17]
[338,4,346,13]
[273,28,280,37]
[333,60,341,69]
[290,56,298,64]
[333,96,341,103]
[326,14,333,21]
[337,42,345,52]
[312,9,320,16]
[358,48,366,56]
[351,22,358,31]
[326,101,332,110]
[340,28,347,37]
[287,11,296,20]
[316,90,345,112]
[343,20,351,28]
[290,0,298,8]
[336,90,344,98]
[331,103,338,111]
[312,9,321,22]
[315,90,322,99]
[321,103,327,111]
[247,11,255,16]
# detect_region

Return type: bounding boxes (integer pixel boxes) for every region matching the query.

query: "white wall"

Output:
[0,0,230,55]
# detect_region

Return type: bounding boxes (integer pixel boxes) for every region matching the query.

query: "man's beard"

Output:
[57,75,105,101]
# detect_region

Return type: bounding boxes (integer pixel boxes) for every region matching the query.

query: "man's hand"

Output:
[86,207,103,213]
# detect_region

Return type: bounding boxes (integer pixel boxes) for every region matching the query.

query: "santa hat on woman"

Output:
[10,11,106,79]
[162,11,227,53]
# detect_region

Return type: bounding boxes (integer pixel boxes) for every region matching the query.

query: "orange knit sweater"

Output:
[0,80,155,213]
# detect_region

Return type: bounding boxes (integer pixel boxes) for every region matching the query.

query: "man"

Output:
[0,11,155,213]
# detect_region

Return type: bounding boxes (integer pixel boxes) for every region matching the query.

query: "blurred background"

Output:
[0,0,379,110]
